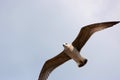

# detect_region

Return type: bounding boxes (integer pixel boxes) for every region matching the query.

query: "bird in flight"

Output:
[38,21,120,80]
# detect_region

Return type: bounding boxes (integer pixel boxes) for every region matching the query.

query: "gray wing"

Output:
[72,21,120,51]
[38,51,71,80]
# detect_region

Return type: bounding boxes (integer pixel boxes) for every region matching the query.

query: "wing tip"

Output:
[109,21,120,24]
[96,21,120,27]
[107,21,120,26]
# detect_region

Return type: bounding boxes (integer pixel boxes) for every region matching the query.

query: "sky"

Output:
[0,0,120,80]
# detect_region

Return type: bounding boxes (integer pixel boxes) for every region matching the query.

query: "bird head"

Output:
[63,43,70,50]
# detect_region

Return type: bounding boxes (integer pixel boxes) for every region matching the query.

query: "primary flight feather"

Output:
[38,21,119,80]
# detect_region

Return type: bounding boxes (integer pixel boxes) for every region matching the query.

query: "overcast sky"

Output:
[0,0,120,80]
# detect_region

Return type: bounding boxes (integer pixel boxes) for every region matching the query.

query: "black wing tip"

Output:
[82,21,120,28]
[108,21,120,24]
[95,21,120,27]
[106,21,120,26]
[98,21,120,24]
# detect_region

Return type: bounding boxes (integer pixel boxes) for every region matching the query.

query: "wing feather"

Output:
[72,21,120,51]
[38,51,71,80]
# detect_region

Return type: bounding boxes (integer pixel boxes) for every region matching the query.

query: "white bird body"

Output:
[63,43,86,67]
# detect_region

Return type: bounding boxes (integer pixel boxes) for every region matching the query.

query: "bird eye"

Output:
[65,43,67,45]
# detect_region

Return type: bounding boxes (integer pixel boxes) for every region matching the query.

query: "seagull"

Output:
[38,21,120,80]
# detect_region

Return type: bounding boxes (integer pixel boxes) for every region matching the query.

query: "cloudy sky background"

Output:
[0,0,120,80]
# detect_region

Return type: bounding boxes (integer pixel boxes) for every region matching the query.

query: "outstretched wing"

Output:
[72,21,120,51]
[38,51,71,80]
